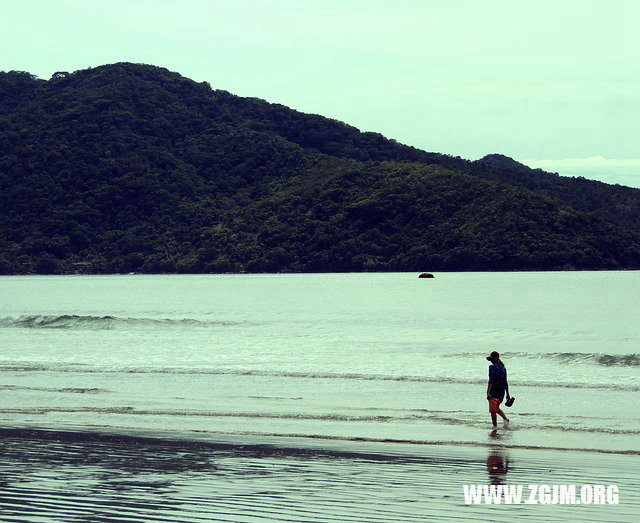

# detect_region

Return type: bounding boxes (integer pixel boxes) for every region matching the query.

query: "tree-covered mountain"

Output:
[1,63,639,274]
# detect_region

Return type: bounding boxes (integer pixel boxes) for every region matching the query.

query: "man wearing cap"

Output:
[486,351,510,426]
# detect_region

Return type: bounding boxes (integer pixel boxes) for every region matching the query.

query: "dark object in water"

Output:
[418,273,434,278]
[505,397,515,407]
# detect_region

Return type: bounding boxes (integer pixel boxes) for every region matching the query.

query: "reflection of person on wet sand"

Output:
[486,351,510,427]
[486,450,510,485]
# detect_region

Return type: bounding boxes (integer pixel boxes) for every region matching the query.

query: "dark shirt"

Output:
[488,364,508,401]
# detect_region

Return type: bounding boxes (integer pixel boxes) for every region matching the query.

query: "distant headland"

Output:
[1,63,639,274]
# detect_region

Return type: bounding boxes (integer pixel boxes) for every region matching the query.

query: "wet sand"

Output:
[1,428,637,522]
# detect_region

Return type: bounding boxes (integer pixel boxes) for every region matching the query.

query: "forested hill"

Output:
[1,63,639,274]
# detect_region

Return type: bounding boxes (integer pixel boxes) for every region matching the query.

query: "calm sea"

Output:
[1,273,639,520]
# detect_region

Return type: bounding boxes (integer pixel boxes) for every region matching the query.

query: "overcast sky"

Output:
[2,0,638,186]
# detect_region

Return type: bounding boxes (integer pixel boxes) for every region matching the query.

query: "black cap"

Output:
[486,351,500,362]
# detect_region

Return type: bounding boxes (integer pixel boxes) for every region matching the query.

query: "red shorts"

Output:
[489,398,501,413]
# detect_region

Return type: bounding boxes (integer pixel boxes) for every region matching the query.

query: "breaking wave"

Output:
[1,363,639,391]
[0,385,107,394]
[448,351,640,367]
[555,352,640,366]
[0,315,249,330]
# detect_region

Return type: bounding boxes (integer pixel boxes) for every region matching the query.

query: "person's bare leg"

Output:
[497,408,509,423]
[491,412,498,426]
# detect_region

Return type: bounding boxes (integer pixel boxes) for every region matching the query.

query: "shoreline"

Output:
[3,267,640,276]
[3,425,640,458]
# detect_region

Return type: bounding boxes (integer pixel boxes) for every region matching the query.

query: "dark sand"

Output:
[0,428,638,522]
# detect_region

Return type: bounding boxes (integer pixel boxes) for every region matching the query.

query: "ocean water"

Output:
[1,272,639,521]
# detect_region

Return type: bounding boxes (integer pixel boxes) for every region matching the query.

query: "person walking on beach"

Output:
[486,351,510,427]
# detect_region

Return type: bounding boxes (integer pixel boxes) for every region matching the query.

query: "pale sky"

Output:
[2,0,639,186]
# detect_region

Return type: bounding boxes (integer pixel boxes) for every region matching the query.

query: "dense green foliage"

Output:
[1,63,639,274]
